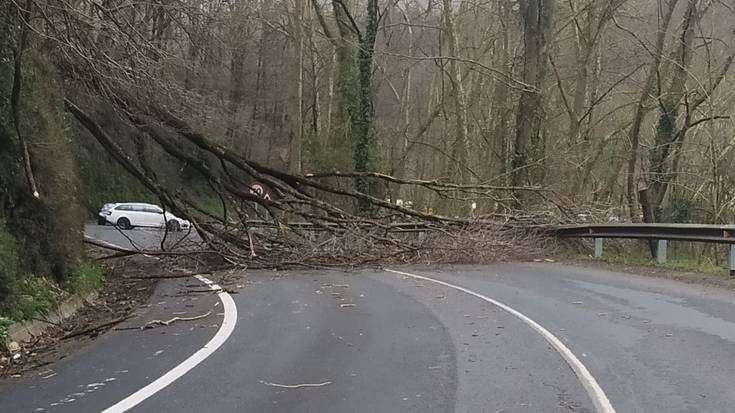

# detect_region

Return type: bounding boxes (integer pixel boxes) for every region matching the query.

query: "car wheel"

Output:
[167,220,181,232]
[117,217,132,230]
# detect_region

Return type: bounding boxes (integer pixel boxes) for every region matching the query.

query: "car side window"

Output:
[115,205,130,211]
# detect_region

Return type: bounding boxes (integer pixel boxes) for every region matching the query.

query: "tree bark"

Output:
[511,0,554,196]
[352,0,380,212]
[288,0,305,174]
[647,0,699,219]
[625,0,679,220]
[441,0,470,185]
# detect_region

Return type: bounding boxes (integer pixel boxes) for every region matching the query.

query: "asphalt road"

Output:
[2,226,735,412]
[84,224,206,252]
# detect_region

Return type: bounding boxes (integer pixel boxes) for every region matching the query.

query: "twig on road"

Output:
[259,380,333,389]
[141,310,212,330]
[123,271,214,280]
[62,315,135,339]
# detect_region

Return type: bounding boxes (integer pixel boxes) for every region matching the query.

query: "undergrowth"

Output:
[0,317,11,351]
[67,261,105,292]
[563,240,728,274]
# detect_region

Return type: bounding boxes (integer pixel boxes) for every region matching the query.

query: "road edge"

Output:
[384,268,617,413]
[83,235,239,413]
[99,273,237,413]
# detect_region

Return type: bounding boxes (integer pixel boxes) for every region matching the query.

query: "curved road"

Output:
[2,229,735,412]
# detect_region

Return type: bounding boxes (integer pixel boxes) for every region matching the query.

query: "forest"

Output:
[1,0,734,317]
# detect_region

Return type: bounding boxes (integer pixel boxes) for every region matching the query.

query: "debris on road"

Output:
[63,315,135,339]
[259,380,332,389]
[339,303,356,308]
[39,369,56,379]
[1,255,160,378]
[142,310,213,329]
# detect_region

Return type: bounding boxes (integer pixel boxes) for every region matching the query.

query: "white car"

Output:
[99,203,191,231]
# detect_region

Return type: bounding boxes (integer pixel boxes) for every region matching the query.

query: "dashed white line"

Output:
[384,268,617,413]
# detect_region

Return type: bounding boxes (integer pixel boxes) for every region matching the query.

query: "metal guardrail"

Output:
[554,223,735,243]
[554,223,735,275]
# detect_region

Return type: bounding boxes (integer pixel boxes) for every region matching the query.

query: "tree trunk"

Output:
[331,0,359,172]
[441,0,470,185]
[647,0,698,219]
[511,0,554,195]
[489,1,511,183]
[288,0,305,174]
[625,0,679,220]
[353,0,380,212]
[225,44,246,147]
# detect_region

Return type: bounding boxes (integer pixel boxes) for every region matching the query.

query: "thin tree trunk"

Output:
[625,0,679,220]
[490,1,511,182]
[511,0,554,196]
[441,0,470,185]
[353,0,380,211]
[225,44,246,147]
[647,0,699,219]
[288,0,305,174]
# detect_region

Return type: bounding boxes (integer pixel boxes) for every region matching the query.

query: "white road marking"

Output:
[101,274,237,413]
[384,268,617,413]
[87,234,238,413]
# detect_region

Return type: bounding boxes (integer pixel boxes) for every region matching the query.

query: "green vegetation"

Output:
[0,222,62,321]
[7,277,60,321]
[0,17,86,323]
[592,253,726,274]
[0,226,20,314]
[564,241,728,274]
[0,226,59,322]
[67,261,105,293]
[0,316,11,351]
[0,222,60,320]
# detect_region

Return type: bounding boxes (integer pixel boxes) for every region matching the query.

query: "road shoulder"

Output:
[0,262,226,413]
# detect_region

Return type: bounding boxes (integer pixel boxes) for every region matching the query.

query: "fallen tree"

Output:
[4,0,566,270]
[65,96,555,268]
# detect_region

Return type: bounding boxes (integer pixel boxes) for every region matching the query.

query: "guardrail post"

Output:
[594,238,604,258]
[656,240,667,265]
[730,245,735,277]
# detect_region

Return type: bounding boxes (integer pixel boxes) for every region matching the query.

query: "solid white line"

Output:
[384,268,617,413]
[100,274,237,413]
[87,236,238,413]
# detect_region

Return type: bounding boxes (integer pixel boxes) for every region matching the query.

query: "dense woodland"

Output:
[1,0,735,314]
